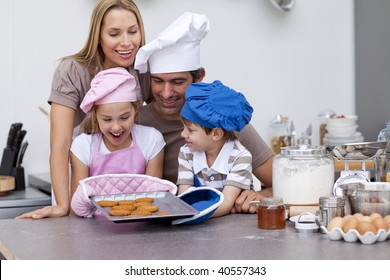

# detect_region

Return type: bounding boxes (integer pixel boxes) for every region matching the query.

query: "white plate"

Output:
[324,131,362,141]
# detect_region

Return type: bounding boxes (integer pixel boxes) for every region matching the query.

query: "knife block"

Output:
[0,148,18,176]
[11,166,25,191]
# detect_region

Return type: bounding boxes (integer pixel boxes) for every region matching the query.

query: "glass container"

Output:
[377,122,390,182]
[269,115,290,154]
[257,197,286,229]
[272,145,335,205]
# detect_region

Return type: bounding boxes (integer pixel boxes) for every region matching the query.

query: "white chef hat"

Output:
[135,12,210,74]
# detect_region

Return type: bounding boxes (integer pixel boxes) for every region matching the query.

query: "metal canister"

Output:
[316,196,344,233]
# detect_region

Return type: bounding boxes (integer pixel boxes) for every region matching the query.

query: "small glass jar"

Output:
[376,122,390,182]
[257,197,286,229]
[272,145,335,205]
[269,115,290,154]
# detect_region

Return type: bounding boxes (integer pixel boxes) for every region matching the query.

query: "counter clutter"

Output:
[1,213,390,260]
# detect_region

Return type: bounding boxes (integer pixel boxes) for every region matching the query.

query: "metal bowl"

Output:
[326,141,388,160]
[341,182,390,216]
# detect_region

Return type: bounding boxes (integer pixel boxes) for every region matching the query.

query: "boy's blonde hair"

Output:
[182,118,237,142]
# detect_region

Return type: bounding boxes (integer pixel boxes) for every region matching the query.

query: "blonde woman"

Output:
[18,0,150,219]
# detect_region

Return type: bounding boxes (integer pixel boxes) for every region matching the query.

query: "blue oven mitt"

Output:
[172,187,224,225]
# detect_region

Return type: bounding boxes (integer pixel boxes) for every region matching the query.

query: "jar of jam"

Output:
[257,197,286,229]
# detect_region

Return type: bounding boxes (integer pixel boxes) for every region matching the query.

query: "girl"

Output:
[70,67,165,198]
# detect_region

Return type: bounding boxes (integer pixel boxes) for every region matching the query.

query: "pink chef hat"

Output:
[80,67,141,113]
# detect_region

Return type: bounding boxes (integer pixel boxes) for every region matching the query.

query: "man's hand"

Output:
[16,205,69,220]
[231,188,273,214]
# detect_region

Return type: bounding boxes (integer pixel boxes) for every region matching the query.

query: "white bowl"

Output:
[326,115,358,127]
[326,124,358,137]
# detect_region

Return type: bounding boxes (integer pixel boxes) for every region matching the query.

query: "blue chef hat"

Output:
[180,80,253,132]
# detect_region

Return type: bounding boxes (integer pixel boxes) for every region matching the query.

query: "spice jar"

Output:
[269,115,290,154]
[257,197,286,229]
[376,122,390,182]
[272,145,335,205]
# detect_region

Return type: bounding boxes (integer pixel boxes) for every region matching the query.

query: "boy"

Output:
[177,80,254,217]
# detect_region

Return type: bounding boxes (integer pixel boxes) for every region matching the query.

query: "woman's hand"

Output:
[16,205,69,220]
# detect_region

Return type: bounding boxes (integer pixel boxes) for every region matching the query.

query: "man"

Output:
[135,12,274,213]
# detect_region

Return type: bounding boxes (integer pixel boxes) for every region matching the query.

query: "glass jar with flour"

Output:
[272,145,334,205]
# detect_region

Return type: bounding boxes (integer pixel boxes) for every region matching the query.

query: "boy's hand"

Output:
[231,188,273,213]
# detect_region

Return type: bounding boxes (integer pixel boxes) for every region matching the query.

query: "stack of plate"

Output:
[323,115,364,145]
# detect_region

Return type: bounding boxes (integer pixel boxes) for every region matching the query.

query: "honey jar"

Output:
[257,197,286,229]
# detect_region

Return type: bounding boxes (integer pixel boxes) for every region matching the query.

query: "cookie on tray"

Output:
[97,200,118,207]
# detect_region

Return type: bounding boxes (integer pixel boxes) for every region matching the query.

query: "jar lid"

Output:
[319,196,345,207]
[259,197,284,206]
[295,213,319,233]
[280,145,327,156]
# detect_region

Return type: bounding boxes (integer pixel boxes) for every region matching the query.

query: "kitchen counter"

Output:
[0,213,388,260]
[0,186,51,219]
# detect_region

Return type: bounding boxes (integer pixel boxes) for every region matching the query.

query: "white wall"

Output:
[0,0,355,180]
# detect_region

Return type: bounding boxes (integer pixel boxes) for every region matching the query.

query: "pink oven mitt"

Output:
[71,174,177,218]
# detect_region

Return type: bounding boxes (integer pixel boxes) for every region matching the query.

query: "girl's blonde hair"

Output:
[64,0,145,75]
[82,100,142,134]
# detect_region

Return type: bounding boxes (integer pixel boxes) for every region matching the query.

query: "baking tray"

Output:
[91,192,198,223]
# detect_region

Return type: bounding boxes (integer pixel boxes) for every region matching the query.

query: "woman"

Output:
[17,0,149,219]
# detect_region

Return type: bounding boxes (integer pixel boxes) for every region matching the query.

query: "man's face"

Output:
[150,72,194,121]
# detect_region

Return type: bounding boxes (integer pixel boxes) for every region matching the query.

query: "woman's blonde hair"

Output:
[65,0,145,75]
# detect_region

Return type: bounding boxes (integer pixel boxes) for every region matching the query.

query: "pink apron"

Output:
[90,131,146,176]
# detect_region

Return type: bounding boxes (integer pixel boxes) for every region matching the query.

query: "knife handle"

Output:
[12,130,26,151]
[6,123,22,149]
[16,141,29,167]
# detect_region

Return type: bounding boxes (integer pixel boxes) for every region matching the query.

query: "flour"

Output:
[273,157,334,205]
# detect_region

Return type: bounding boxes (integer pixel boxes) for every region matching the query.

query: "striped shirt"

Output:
[177,140,253,190]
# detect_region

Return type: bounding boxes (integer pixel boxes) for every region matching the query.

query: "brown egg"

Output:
[384,215,390,226]
[342,217,359,233]
[327,216,344,231]
[342,214,352,222]
[357,221,378,235]
[353,213,364,221]
[361,216,371,223]
[371,217,390,231]
[370,212,382,221]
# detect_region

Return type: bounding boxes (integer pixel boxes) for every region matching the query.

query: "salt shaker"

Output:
[316,196,344,233]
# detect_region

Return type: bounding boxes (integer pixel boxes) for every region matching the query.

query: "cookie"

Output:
[112,204,136,211]
[108,209,132,216]
[97,200,118,207]
[156,211,171,216]
[118,200,135,205]
[135,197,155,203]
[137,205,159,212]
[134,201,152,208]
